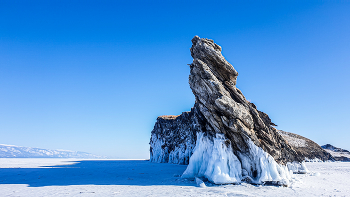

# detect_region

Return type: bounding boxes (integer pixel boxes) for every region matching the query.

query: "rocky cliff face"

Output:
[150,36,328,185]
[149,105,203,164]
[278,130,332,161]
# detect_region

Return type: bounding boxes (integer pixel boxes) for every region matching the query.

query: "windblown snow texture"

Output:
[150,36,331,185]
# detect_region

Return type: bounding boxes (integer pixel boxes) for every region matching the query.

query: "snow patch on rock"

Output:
[305,157,323,162]
[278,131,307,148]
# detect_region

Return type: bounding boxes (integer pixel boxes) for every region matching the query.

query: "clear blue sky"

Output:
[1,1,349,158]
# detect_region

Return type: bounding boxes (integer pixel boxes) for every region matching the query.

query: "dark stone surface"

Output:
[150,104,207,164]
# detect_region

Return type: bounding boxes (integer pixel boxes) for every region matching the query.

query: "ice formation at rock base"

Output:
[182,132,296,186]
[182,133,242,184]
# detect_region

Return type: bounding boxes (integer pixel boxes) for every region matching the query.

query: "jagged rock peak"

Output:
[189,36,301,164]
[190,36,238,86]
[150,36,331,185]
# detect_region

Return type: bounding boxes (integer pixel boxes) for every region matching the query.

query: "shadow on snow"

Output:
[0,160,192,187]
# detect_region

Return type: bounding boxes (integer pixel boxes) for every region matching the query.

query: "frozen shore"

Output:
[0,158,349,197]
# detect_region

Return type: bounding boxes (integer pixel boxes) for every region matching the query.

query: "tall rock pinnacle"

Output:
[188,36,300,164]
[150,36,332,185]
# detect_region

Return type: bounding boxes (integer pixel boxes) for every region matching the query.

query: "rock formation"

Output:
[322,144,350,162]
[278,130,333,161]
[149,106,202,164]
[150,36,331,185]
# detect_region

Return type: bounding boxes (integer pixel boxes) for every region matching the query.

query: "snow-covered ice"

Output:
[1,158,350,197]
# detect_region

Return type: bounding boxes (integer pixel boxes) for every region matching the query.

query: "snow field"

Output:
[0,159,350,196]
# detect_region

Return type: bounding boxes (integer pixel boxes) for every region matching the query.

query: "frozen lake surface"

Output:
[0,158,349,196]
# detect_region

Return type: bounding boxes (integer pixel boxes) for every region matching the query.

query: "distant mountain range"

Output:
[0,144,106,158]
[321,144,350,162]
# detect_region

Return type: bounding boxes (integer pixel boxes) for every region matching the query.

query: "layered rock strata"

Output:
[150,36,328,185]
